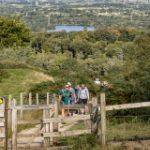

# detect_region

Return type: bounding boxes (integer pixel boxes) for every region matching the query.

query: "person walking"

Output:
[78,84,89,104]
[67,82,76,104]
[59,85,71,105]
[75,85,81,104]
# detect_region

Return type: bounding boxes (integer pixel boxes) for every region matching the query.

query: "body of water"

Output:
[47,25,95,32]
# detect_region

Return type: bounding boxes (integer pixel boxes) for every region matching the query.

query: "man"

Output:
[59,85,71,105]
[78,84,89,104]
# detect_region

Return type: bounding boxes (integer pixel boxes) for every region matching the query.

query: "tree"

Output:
[0,16,31,48]
[69,37,92,59]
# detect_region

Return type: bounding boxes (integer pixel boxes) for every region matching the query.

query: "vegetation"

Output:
[0,16,31,48]
[107,116,150,141]
[0,14,150,148]
[0,68,53,97]
[30,28,150,105]
[0,17,149,106]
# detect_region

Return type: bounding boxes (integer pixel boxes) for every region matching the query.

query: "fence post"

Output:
[43,108,54,147]
[50,120,53,146]
[100,92,106,146]
[47,92,50,105]
[54,95,59,132]
[36,93,39,105]
[8,95,12,128]
[54,94,58,118]
[12,99,17,150]
[20,93,23,119]
[29,93,32,105]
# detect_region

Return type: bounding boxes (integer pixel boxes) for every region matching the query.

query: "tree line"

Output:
[0,17,150,112]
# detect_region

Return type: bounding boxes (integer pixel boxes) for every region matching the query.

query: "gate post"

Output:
[12,99,17,150]
[0,97,7,150]
[100,92,106,146]
[20,93,23,119]
[8,95,12,128]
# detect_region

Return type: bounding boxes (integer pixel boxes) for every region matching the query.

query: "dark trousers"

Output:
[78,98,87,104]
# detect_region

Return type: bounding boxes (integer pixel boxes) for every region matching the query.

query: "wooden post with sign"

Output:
[0,97,7,150]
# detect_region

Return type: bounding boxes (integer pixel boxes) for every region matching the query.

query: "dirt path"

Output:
[17,125,43,148]
[15,121,77,149]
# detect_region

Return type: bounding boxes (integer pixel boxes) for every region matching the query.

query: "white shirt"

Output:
[78,88,89,100]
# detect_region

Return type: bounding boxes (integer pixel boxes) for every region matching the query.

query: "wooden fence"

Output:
[100,92,150,146]
[1,92,150,149]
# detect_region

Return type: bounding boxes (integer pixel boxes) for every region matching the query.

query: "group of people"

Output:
[59,82,89,105]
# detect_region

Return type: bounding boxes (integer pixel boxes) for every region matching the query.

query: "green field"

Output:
[0,68,53,97]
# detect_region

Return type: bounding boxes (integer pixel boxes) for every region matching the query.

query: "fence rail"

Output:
[106,101,150,111]
[43,129,92,138]
[43,115,90,123]
[14,104,53,110]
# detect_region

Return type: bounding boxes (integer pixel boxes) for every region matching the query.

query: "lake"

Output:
[47,25,95,32]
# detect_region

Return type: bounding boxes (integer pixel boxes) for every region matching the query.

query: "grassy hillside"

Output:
[0,68,53,97]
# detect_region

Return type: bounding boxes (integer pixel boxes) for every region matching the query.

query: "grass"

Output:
[0,69,33,96]
[0,68,53,98]
[69,121,87,131]
[58,118,150,150]
[107,119,150,141]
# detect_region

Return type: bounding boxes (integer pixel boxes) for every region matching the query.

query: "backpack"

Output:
[61,89,71,101]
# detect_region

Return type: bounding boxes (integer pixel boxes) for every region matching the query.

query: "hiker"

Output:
[78,84,89,104]
[75,85,81,103]
[59,85,71,105]
[67,82,76,104]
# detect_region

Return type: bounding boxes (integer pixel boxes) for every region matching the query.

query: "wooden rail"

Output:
[43,129,91,138]
[43,115,90,123]
[62,104,87,109]
[14,104,53,110]
[106,102,150,111]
